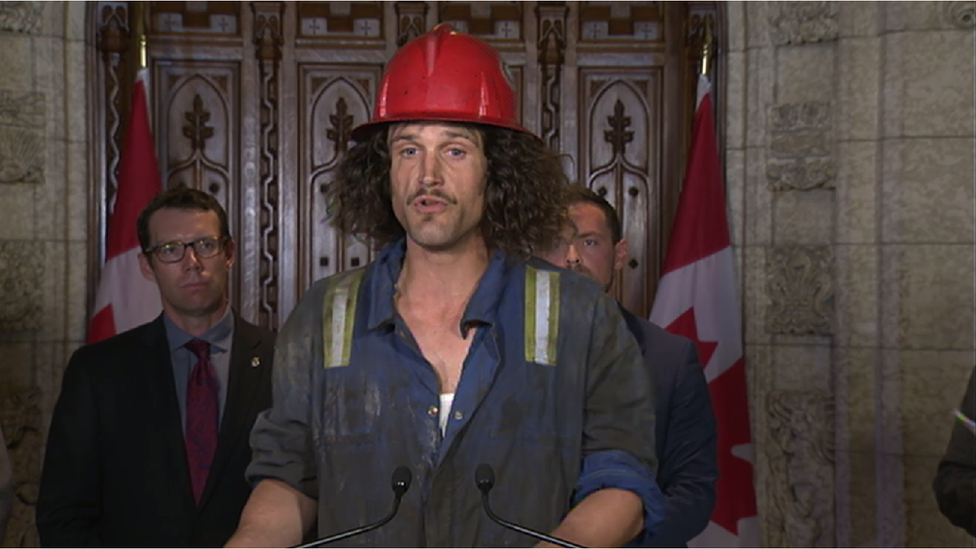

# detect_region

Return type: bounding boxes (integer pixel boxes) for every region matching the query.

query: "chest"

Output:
[399,310,475,393]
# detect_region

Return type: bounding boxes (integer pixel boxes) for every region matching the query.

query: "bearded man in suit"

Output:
[37,186,275,547]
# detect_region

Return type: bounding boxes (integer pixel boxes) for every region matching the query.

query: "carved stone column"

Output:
[252,2,284,330]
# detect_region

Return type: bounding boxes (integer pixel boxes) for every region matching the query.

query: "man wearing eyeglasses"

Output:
[37,186,275,547]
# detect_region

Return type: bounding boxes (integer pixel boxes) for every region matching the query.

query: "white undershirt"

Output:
[439,393,455,435]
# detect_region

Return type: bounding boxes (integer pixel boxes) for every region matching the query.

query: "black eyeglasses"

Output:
[145,237,226,264]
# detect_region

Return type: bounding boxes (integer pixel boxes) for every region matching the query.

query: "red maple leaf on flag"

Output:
[706,357,757,534]
[666,308,718,368]
[651,73,758,546]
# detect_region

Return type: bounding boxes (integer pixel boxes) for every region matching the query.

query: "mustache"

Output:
[568,264,593,278]
[407,188,457,205]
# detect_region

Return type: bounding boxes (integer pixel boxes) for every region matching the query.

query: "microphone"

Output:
[474,464,584,549]
[296,466,412,548]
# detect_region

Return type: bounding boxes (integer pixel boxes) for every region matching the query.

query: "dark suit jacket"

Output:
[620,306,718,548]
[933,365,976,537]
[37,313,275,547]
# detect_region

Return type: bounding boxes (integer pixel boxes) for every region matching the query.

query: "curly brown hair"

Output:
[326,123,570,259]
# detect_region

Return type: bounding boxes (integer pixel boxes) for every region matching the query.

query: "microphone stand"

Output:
[296,466,412,548]
[475,464,584,549]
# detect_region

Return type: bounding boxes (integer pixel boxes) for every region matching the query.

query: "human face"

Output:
[138,208,235,327]
[388,123,488,252]
[537,202,627,292]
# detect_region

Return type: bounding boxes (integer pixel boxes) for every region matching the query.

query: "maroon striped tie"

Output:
[184,339,219,505]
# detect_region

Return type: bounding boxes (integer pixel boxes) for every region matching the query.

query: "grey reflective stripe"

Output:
[322,268,366,368]
[524,266,560,365]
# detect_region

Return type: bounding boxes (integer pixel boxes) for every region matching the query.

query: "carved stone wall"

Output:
[767,102,835,192]
[0,2,91,546]
[769,1,839,45]
[730,1,976,547]
[0,388,41,547]
[0,1,42,34]
[0,242,44,331]
[766,246,834,335]
[765,390,835,547]
[0,91,44,185]
[946,1,976,28]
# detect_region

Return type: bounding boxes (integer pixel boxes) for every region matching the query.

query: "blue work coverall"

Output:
[247,241,664,546]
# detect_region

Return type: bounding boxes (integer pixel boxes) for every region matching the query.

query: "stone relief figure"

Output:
[0,389,41,547]
[765,389,835,547]
[0,1,42,34]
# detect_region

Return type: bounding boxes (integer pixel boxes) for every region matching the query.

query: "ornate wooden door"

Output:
[91,1,718,328]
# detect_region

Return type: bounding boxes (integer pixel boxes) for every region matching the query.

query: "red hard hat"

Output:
[351,24,533,141]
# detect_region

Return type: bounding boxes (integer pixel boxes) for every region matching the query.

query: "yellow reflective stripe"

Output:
[524,267,537,362]
[322,268,365,368]
[524,266,560,365]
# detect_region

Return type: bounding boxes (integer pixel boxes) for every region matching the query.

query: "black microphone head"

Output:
[391,465,412,497]
[475,463,495,494]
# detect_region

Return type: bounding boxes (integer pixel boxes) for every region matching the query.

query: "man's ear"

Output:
[224,239,237,268]
[613,238,629,271]
[138,252,157,283]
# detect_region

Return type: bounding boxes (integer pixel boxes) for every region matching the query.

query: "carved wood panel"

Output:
[153,62,245,309]
[92,1,712,328]
[580,70,663,317]
[299,66,381,289]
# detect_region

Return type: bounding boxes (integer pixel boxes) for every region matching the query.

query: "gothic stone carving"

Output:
[0,1,42,33]
[947,2,976,28]
[0,91,44,184]
[766,246,833,335]
[767,159,835,192]
[0,242,44,331]
[0,387,41,547]
[769,1,839,45]
[765,389,835,547]
[768,102,836,191]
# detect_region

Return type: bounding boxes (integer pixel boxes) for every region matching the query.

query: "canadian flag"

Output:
[87,68,162,344]
[650,74,760,547]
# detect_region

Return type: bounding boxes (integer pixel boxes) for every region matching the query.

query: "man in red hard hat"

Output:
[229,25,664,547]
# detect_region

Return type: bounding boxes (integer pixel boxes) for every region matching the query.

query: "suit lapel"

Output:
[142,316,197,511]
[197,314,269,509]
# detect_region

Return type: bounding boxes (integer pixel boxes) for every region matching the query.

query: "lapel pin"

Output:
[251,356,261,367]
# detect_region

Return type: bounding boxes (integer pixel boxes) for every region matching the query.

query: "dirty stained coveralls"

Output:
[247,240,665,547]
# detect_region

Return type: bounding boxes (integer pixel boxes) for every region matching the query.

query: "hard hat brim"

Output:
[351,114,539,143]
